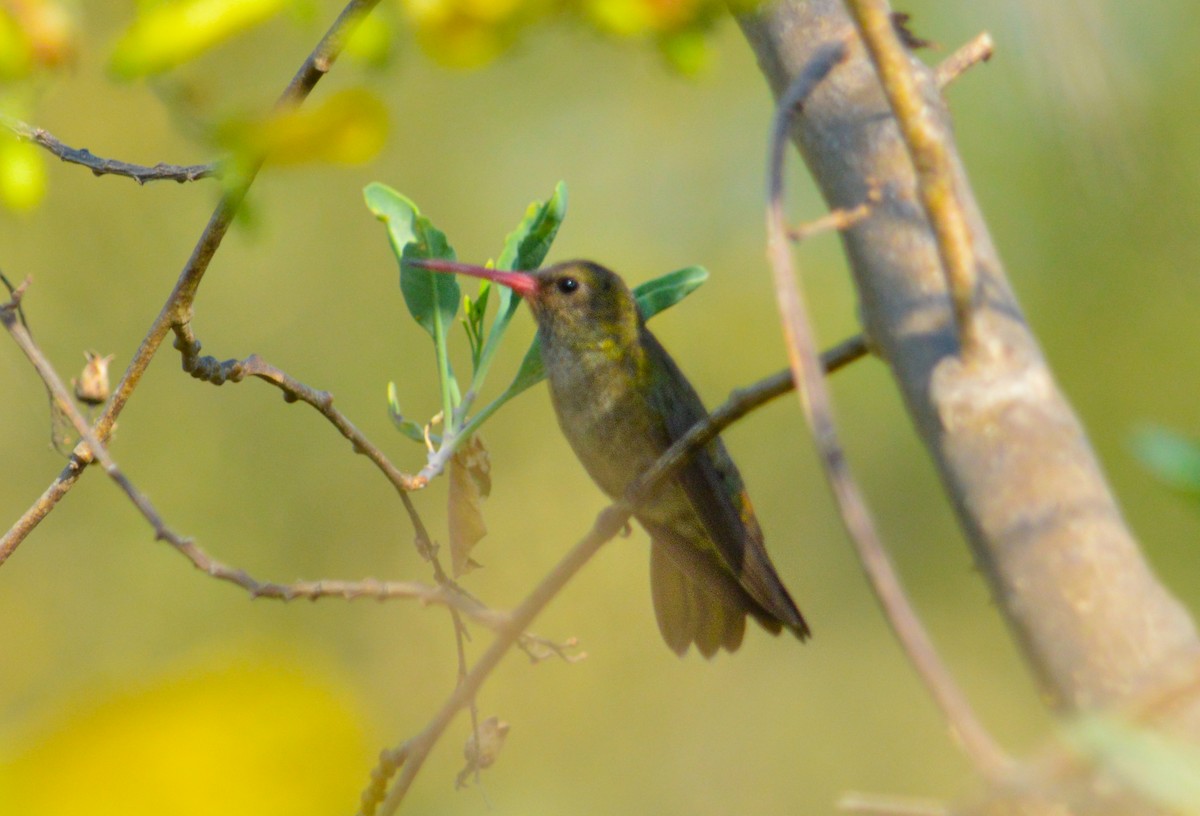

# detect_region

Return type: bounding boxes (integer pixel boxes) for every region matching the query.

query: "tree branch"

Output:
[0,114,218,184]
[736,0,1200,720]
[0,0,384,560]
[173,326,426,492]
[766,44,1012,781]
[360,336,869,815]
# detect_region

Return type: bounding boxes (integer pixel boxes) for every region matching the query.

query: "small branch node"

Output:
[935,32,995,90]
[790,182,881,243]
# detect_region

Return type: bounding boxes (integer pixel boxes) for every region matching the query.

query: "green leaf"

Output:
[387,382,427,444]
[367,183,461,424]
[633,265,708,319]
[109,0,289,79]
[497,180,568,272]
[1132,425,1200,497]
[1065,715,1200,812]
[470,182,568,392]
[505,342,545,398]
[462,285,491,369]
[364,183,460,340]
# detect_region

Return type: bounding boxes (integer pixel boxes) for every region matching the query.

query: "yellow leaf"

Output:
[0,138,46,211]
[9,0,80,69]
[220,87,389,167]
[0,661,369,816]
[402,0,546,68]
[344,9,395,69]
[658,27,709,75]
[109,0,290,79]
[0,10,34,78]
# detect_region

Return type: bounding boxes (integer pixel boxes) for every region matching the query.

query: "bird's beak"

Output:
[409,258,538,299]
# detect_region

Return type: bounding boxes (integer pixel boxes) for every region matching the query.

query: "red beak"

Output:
[409,258,538,299]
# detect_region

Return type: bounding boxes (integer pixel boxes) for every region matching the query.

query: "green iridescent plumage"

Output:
[418,258,809,656]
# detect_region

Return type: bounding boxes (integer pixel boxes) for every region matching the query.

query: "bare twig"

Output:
[0,462,84,565]
[0,287,583,659]
[0,283,517,624]
[0,271,72,455]
[766,48,1011,781]
[1,113,218,184]
[360,337,868,815]
[0,0,384,558]
[790,184,881,242]
[172,325,575,736]
[844,0,980,350]
[935,32,995,90]
[174,328,426,492]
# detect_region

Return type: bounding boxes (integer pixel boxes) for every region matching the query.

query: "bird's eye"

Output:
[556,277,580,295]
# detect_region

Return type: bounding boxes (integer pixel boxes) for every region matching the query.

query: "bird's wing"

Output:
[640,327,809,638]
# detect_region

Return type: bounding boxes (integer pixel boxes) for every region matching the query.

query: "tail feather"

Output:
[648,533,760,658]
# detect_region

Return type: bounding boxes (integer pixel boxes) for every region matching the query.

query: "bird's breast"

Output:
[541,339,663,499]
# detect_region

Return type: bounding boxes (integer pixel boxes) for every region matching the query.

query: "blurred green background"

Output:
[2,1,1199,813]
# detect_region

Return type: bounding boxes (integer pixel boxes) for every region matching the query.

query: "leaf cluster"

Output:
[365,181,707,573]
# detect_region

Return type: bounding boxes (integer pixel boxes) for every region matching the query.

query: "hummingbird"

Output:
[414,258,809,657]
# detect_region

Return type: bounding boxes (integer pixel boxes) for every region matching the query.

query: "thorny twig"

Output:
[359,336,869,815]
[1,113,218,184]
[766,43,1012,780]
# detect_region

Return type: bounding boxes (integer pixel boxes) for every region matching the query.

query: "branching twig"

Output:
[766,47,1012,781]
[0,0,384,560]
[174,327,426,492]
[844,0,980,350]
[0,283,522,627]
[360,336,868,815]
[935,32,994,90]
[1,286,583,661]
[1,113,218,184]
[172,323,577,738]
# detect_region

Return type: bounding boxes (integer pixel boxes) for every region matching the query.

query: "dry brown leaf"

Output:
[448,434,491,578]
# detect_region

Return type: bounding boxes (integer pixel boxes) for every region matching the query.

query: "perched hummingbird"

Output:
[415,258,809,657]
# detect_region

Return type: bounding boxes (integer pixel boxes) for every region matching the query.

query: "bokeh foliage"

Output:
[1,1,1200,814]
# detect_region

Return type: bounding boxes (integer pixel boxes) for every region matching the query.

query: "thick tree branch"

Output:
[767,47,1012,782]
[735,0,1200,720]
